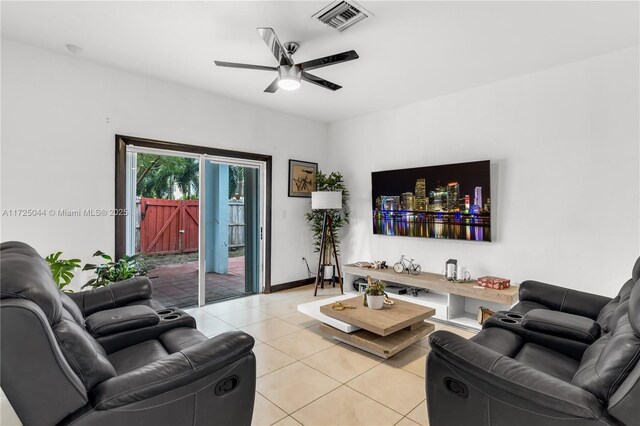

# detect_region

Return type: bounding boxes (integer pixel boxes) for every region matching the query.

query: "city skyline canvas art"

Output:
[371,160,491,241]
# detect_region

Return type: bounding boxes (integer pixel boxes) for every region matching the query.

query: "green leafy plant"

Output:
[304,171,350,256]
[82,251,147,289]
[365,280,386,296]
[45,252,81,292]
[137,153,199,199]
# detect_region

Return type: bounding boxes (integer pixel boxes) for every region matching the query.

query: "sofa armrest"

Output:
[68,277,154,317]
[519,280,611,320]
[85,305,160,337]
[90,331,255,410]
[522,309,601,343]
[428,330,604,419]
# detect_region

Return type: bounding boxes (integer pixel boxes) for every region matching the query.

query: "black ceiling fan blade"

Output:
[214,61,277,72]
[257,27,293,66]
[297,50,359,72]
[264,77,279,93]
[301,72,342,91]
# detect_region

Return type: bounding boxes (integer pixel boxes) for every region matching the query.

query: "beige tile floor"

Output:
[0,284,476,426]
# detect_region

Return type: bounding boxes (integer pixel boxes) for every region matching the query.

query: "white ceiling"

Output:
[2,1,638,123]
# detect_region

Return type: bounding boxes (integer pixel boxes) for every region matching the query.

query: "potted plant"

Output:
[305,171,350,264]
[45,252,81,293]
[365,277,386,310]
[82,251,147,289]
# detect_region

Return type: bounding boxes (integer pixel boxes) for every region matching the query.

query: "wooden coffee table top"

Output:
[320,296,435,336]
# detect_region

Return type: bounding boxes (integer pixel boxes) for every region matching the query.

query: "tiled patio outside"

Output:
[148,256,248,308]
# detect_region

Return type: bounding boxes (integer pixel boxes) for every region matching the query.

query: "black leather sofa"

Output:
[509,256,640,330]
[427,271,640,425]
[482,257,640,360]
[0,241,257,426]
[64,276,199,353]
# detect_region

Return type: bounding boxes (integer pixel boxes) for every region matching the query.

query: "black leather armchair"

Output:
[63,275,197,353]
[478,257,640,360]
[510,256,640,333]
[0,241,256,426]
[67,275,165,315]
[426,278,640,426]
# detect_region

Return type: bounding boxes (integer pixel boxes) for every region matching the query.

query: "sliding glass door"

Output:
[123,144,266,308]
[200,159,264,304]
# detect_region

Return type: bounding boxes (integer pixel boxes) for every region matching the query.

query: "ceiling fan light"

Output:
[277,65,302,91]
[278,77,301,91]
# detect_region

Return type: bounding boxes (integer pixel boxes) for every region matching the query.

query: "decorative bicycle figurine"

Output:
[393,255,421,275]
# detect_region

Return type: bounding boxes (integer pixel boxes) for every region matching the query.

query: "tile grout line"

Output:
[255,366,341,419]
[238,319,304,343]
[255,389,290,425]
[395,416,420,426]
[286,382,348,423]
[213,311,276,328]
[274,350,403,419]
[253,346,297,379]
[192,288,433,424]
[381,357,428,381]
[345,382,411,419]
[403,398,428,425]
[295,342,383,382]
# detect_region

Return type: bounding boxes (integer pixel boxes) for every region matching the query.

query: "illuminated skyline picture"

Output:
[371,160,491,241]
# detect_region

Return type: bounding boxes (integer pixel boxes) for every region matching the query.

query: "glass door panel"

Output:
[202,161,260,304]
[125,146,265,308]
[126,149,200,308]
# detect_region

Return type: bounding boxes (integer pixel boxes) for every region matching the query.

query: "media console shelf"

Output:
[342,264,519,330]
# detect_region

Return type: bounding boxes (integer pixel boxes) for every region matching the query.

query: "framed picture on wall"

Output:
[288,159,318,198]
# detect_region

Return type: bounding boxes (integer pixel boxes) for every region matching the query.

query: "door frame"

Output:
[115,135,273,294]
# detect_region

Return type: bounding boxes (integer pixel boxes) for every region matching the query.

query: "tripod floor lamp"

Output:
[312,191,344,296]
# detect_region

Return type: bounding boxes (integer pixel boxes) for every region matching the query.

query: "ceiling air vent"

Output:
[312,0,371,32]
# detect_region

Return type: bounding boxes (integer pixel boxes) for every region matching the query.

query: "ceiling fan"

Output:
[214,27,359,93]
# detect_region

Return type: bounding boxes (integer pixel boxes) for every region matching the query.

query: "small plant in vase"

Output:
[364,276,386,310]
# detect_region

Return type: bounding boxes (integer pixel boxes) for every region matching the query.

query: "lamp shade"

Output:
[311,191,342,210]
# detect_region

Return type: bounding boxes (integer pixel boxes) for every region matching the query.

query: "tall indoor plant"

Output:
[305,171,350,263]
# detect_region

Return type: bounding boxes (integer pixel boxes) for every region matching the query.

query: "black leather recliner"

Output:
[63,275,199,353]
[509,256,640,331]
[426,277,640,426]
[0,241,257,426]
[480,256,640,360]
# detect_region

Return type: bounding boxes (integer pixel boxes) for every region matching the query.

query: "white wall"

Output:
[328,47,639,297]
[1,39,326,290]
[3,40,638,297]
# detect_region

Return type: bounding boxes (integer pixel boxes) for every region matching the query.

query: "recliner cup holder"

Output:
[499,318,519,325]
[162,314,180,321]
[157,309,174,316]
[505,313,524,319]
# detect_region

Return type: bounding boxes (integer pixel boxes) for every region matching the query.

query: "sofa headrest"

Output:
[633,256,640,283]
[0,241,62,325]
[630,279,640,336]
[0,241,41,257]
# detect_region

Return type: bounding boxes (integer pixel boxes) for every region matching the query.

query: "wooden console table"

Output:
[343,264,519,330]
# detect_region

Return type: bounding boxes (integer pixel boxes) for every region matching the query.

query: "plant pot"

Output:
[366,294,384,310]
[323,243,333,265]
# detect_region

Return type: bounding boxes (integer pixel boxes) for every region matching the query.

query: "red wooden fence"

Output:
[140,198,199,255]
